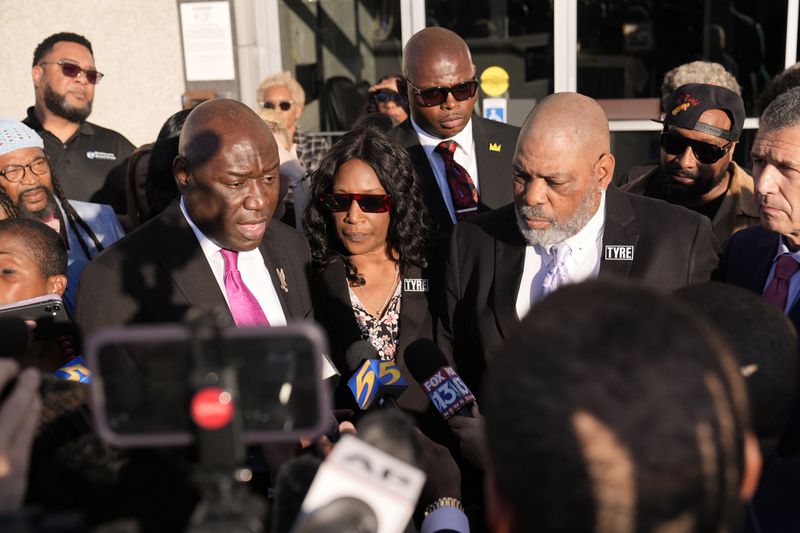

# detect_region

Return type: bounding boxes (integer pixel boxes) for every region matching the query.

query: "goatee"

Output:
[43,84,92,123]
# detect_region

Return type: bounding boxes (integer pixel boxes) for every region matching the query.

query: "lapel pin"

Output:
[276,267,289,292]
[403,278,429,292]
[604,245,634,261]
[489,142,502,152]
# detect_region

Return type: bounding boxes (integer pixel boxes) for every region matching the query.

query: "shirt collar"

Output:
[774,236,800,262]
[180,196,222,260]
[411,116,474,158]
[25,106,94,135]
[179,197,264,265]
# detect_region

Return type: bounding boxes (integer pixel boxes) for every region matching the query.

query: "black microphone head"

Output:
[272,455,322,533]
[345,340,379,372]
[0,317,33,357]
[404,338,448,383]
[357,409,421,466]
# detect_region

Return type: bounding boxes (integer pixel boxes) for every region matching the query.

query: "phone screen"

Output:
[87,322,330,447]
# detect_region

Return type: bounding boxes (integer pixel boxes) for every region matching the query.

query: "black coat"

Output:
[75,200,313,339]
[437,186,721,396]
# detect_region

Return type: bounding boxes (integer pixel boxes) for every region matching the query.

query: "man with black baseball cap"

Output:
[623,83,759,245]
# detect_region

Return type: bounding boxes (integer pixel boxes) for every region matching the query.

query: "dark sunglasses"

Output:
[262,101,293,111]
[321,193,392,213]
[39,60,104,85]
[404,78,479,107]
[373,90,405,105]
[659,132,733,164]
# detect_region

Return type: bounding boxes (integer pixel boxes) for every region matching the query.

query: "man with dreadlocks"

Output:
[0,119,124,315]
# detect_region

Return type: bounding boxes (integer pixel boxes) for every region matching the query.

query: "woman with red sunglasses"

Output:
[305,125,442,416]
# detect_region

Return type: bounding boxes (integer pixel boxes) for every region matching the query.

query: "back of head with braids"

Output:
[50,174,105,259]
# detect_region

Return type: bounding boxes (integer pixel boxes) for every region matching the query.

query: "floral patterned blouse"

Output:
[348,281,402,360]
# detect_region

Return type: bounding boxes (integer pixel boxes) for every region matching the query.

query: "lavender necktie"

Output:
[541,243,571,297]
[220,249,269,327]
[763,254,800,311]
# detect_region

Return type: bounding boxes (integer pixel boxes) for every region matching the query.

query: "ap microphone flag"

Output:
[404,339,475,420]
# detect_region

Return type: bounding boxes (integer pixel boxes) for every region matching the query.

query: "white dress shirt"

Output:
[763,237,800,314]
[180,197,287,326]
[515,192,607,319]
[411,117,479,224]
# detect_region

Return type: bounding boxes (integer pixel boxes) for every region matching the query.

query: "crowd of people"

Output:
[2,24,800,532]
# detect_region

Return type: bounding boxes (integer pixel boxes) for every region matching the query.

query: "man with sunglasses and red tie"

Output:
[391,27,519,235]
[23,32,134,215]
[623,83,759,246]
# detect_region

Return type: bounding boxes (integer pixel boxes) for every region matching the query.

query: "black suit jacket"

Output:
[390,116,520,233]
[437,186,721,395]
[311,258,438,413]
[75,200,313,339]
[718,224,800,327]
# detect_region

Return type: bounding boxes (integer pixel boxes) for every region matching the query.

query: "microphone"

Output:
[345,340,407,410]
[404,339,475,420]
[0,317,33,357]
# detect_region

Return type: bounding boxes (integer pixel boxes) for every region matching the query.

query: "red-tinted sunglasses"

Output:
[39,60,104,85]
[321,193,392,213]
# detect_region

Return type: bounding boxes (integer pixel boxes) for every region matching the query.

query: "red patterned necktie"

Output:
[435,140,479,221]
[763,254,800,311]
[220,249,270,327]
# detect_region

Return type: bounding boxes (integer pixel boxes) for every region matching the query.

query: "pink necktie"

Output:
[435,140,480,221]
[220,249,269,327]
[763,254,800,311]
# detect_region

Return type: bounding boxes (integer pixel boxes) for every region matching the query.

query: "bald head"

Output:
[173,98,280,252]
[520,93,610,157]
[179,98,277,168]
[402,27,472,80]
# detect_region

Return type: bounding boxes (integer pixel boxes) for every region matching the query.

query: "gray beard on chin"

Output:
[43,84,92,123]
[515,187,601,246]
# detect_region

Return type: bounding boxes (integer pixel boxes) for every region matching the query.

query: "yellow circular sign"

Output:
[480,66,510,97]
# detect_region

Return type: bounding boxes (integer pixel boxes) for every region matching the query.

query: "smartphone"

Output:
[0,295,72,340]
[85,321,331,448]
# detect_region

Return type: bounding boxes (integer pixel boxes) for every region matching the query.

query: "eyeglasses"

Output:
[404,78,479,107]
[38,60,104,85]
[0,157,50,183]
[262,101,293,111]
[321,193,392,213]
[659,132,733,164]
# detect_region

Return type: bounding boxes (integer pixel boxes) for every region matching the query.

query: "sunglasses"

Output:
[321,193,392,213]
[659,132,733,164]
[262,101,293,111]
[374,90,405,105]
[404,78,479,107]
[39,60,104,85]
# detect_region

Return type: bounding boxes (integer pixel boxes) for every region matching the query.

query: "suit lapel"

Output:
[397,264,430,357]
[395,120,453,232]
[493,216,526,339]
[598,187,640,281]
[473,117,509,210]
[260,229,300,319]
[316,260,362,342]
[156,202,232,319]
[747,228,780,294]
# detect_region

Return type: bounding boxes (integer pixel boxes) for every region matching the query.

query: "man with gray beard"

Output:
[23,32,134,213]
[436,93,720,397]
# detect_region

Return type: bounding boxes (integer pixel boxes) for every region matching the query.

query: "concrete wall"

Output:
[0,0,186,147]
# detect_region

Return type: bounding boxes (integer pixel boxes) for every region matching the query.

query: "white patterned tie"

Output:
[541,243,571,297]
